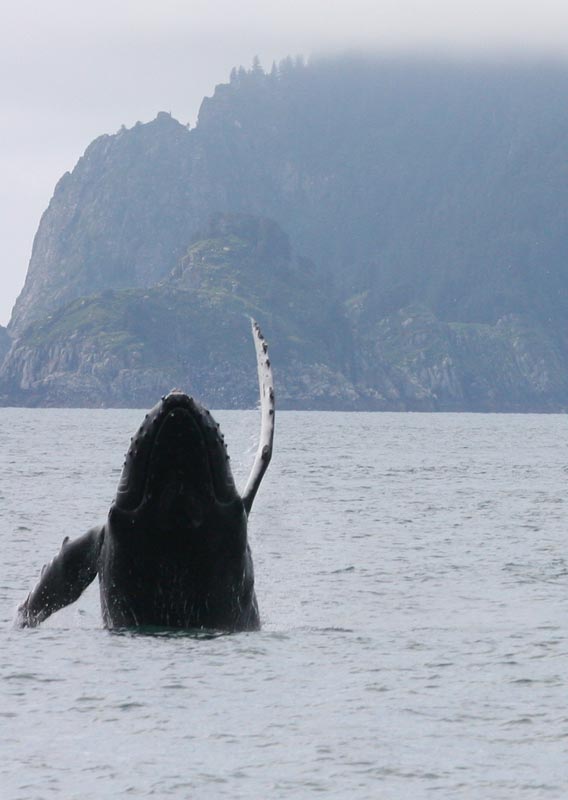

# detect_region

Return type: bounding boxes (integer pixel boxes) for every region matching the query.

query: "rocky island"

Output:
[2,56,568,410]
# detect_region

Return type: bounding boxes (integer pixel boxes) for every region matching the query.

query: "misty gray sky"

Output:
[3,0,568,325]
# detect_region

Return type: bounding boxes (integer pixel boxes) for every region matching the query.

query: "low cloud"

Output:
[2,0,568,324]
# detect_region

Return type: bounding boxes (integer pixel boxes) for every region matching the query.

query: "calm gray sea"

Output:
[1,409,567,799]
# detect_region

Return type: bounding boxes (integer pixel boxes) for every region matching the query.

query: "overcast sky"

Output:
[3,0,568,325]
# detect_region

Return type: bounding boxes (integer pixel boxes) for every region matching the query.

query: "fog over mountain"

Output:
[5,0,568,327]
[2,55,568,410]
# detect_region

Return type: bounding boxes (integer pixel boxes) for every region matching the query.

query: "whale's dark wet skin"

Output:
[17,322,274,631]
[101,392,257,630]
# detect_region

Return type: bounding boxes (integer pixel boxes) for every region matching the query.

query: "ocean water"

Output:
[1,409,567,799]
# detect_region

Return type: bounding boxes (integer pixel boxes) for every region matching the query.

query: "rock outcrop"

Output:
[9,113,197,335]
[1,215,359,408]
[351,305,568,411]
[3,56,568,409]
[2,215,566,409]
[0,326,10,368]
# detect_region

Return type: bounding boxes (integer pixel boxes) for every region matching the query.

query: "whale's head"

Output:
[110,391,243,536]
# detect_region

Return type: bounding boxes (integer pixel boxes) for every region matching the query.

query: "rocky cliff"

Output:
[1,215,360,408]
[3,55,568,410]
[12,58,568,337]
[0,326,10,367]
[2,214,566,410]
[350,304,568,411]
[9,113,198,334]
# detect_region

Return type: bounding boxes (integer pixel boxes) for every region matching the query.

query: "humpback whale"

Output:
[16,321,274,631]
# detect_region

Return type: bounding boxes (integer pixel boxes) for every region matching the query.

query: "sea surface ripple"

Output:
[1,410,567,799]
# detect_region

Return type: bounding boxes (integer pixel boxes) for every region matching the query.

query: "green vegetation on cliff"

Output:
[1,216,358,408]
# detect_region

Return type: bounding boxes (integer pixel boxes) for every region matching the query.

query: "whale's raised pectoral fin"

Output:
[242,320,275,515]
[16,526,104,628]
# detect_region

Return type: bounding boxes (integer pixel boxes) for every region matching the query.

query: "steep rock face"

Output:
[5,289,566,410]
[3,211,567,410]
[351,305,568,411]
[0,304,361,409]
[0,216,359,408]
[190,58,568,332]
[9,113,200,334]
[4,56,568,409]
[0,326,10,367]
[11,57,568,341]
